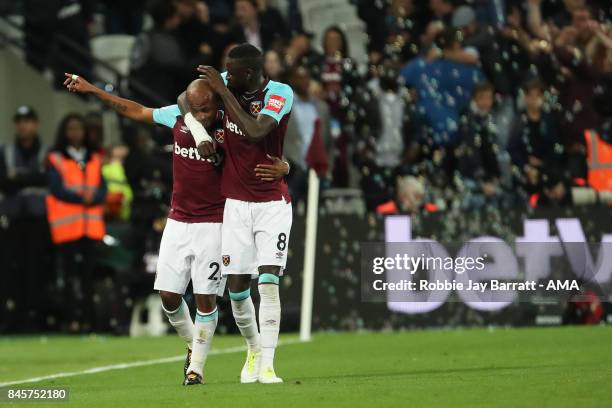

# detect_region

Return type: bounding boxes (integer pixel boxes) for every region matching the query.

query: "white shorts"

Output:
[154,219,226,296]
[221,198,292,275]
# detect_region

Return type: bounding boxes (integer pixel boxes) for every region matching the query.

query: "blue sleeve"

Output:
[48,166,84,204]
[152,105,181,128]
[400,58,425,88]
[260,82,294,123]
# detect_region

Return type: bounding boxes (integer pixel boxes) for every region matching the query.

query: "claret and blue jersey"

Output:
[218,71,294,203]
[152,105,225,223]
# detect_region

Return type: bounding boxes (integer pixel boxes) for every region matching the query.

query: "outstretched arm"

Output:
[64,73,154,124]
[197,66,278,143]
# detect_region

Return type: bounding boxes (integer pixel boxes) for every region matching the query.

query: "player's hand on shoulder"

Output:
[197,65,225,93]
[63,73,93,93]
[255,154,289,182]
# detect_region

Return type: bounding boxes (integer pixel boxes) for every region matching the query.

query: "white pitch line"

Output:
[0,338,305,387]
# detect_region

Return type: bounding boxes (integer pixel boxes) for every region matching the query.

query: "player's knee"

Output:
[194,294,216,313]
[228,275,251,293]
[258,265,281,276]
[159,291,182,312]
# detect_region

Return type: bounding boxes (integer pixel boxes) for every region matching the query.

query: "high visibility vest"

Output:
[46,152,105,244]
[376,200,399,214]
[585,130,612,192]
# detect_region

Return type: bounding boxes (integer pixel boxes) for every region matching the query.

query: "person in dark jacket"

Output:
[0,106,52,333]
[508,79,567,197]
[228,0,289,51]
[454,82,503,210]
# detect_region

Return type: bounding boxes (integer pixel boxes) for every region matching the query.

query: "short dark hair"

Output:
[435,28,461,51]
[472,81,494,97]
[228,43,264,70]
[150,0,177,28]
[522,78,545,94]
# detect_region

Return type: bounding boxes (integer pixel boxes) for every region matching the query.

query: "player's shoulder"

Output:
[265,80,293,98]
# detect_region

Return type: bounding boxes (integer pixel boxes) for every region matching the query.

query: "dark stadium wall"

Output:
[0,49,90,146]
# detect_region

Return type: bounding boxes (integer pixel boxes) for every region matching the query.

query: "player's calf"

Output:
[228,276,262,383]
[257,267,283,384]
[159,291,195,376]
[185,294,218,383]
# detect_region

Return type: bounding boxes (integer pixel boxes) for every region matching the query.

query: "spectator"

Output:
[320,25,362,186]
[376,175,426,214]
[358,63,418,209]
[175,0,219,67]
[284,30,324,77]
[264,49,286,81]
[356,0,425,64]
[454,82,503,210]
[429,0,455,26]
[549,9,611,180]
[0,106,51,332]
[129,0,194,106]
[401,29,484,147]
[46,113,107,332]
[284,66,332,203]
[102,145,133,222]
[104,0,144,35]
[508,79,566,197]
[229,0,288,51]
[532,169,574,207]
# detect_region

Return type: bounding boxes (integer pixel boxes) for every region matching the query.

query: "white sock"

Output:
[187,308,218,376]
[230,289,261,351]
[162,298,194,348]
[258,274,281,370]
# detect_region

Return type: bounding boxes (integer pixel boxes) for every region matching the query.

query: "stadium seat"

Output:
[90,34,135,83]
[129,294,168,337]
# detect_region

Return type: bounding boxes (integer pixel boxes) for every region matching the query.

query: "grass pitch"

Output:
[1,326,611,407]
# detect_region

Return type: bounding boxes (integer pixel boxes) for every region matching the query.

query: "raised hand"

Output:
[63,73,95,94]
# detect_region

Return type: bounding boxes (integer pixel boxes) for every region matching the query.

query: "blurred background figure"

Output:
[263,48,287,81]
[46,113,107,333]
[284,65,332,203]
[0,106,51,333]
[229,0,288,50]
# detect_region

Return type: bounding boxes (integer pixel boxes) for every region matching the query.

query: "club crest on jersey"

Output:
[214,128,224,143]
[222,255,230,266]
[250,101,263,115]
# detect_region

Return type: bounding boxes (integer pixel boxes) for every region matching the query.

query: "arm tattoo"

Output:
[107,100,127,113]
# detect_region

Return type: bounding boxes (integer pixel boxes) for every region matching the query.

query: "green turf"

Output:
[1,326,611,407]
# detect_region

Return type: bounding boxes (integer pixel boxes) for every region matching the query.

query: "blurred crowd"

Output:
[8,0,612,212]
[2,0,612,332]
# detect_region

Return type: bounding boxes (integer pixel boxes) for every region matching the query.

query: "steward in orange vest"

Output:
[46,147,106,244]
[584,130,612,192]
